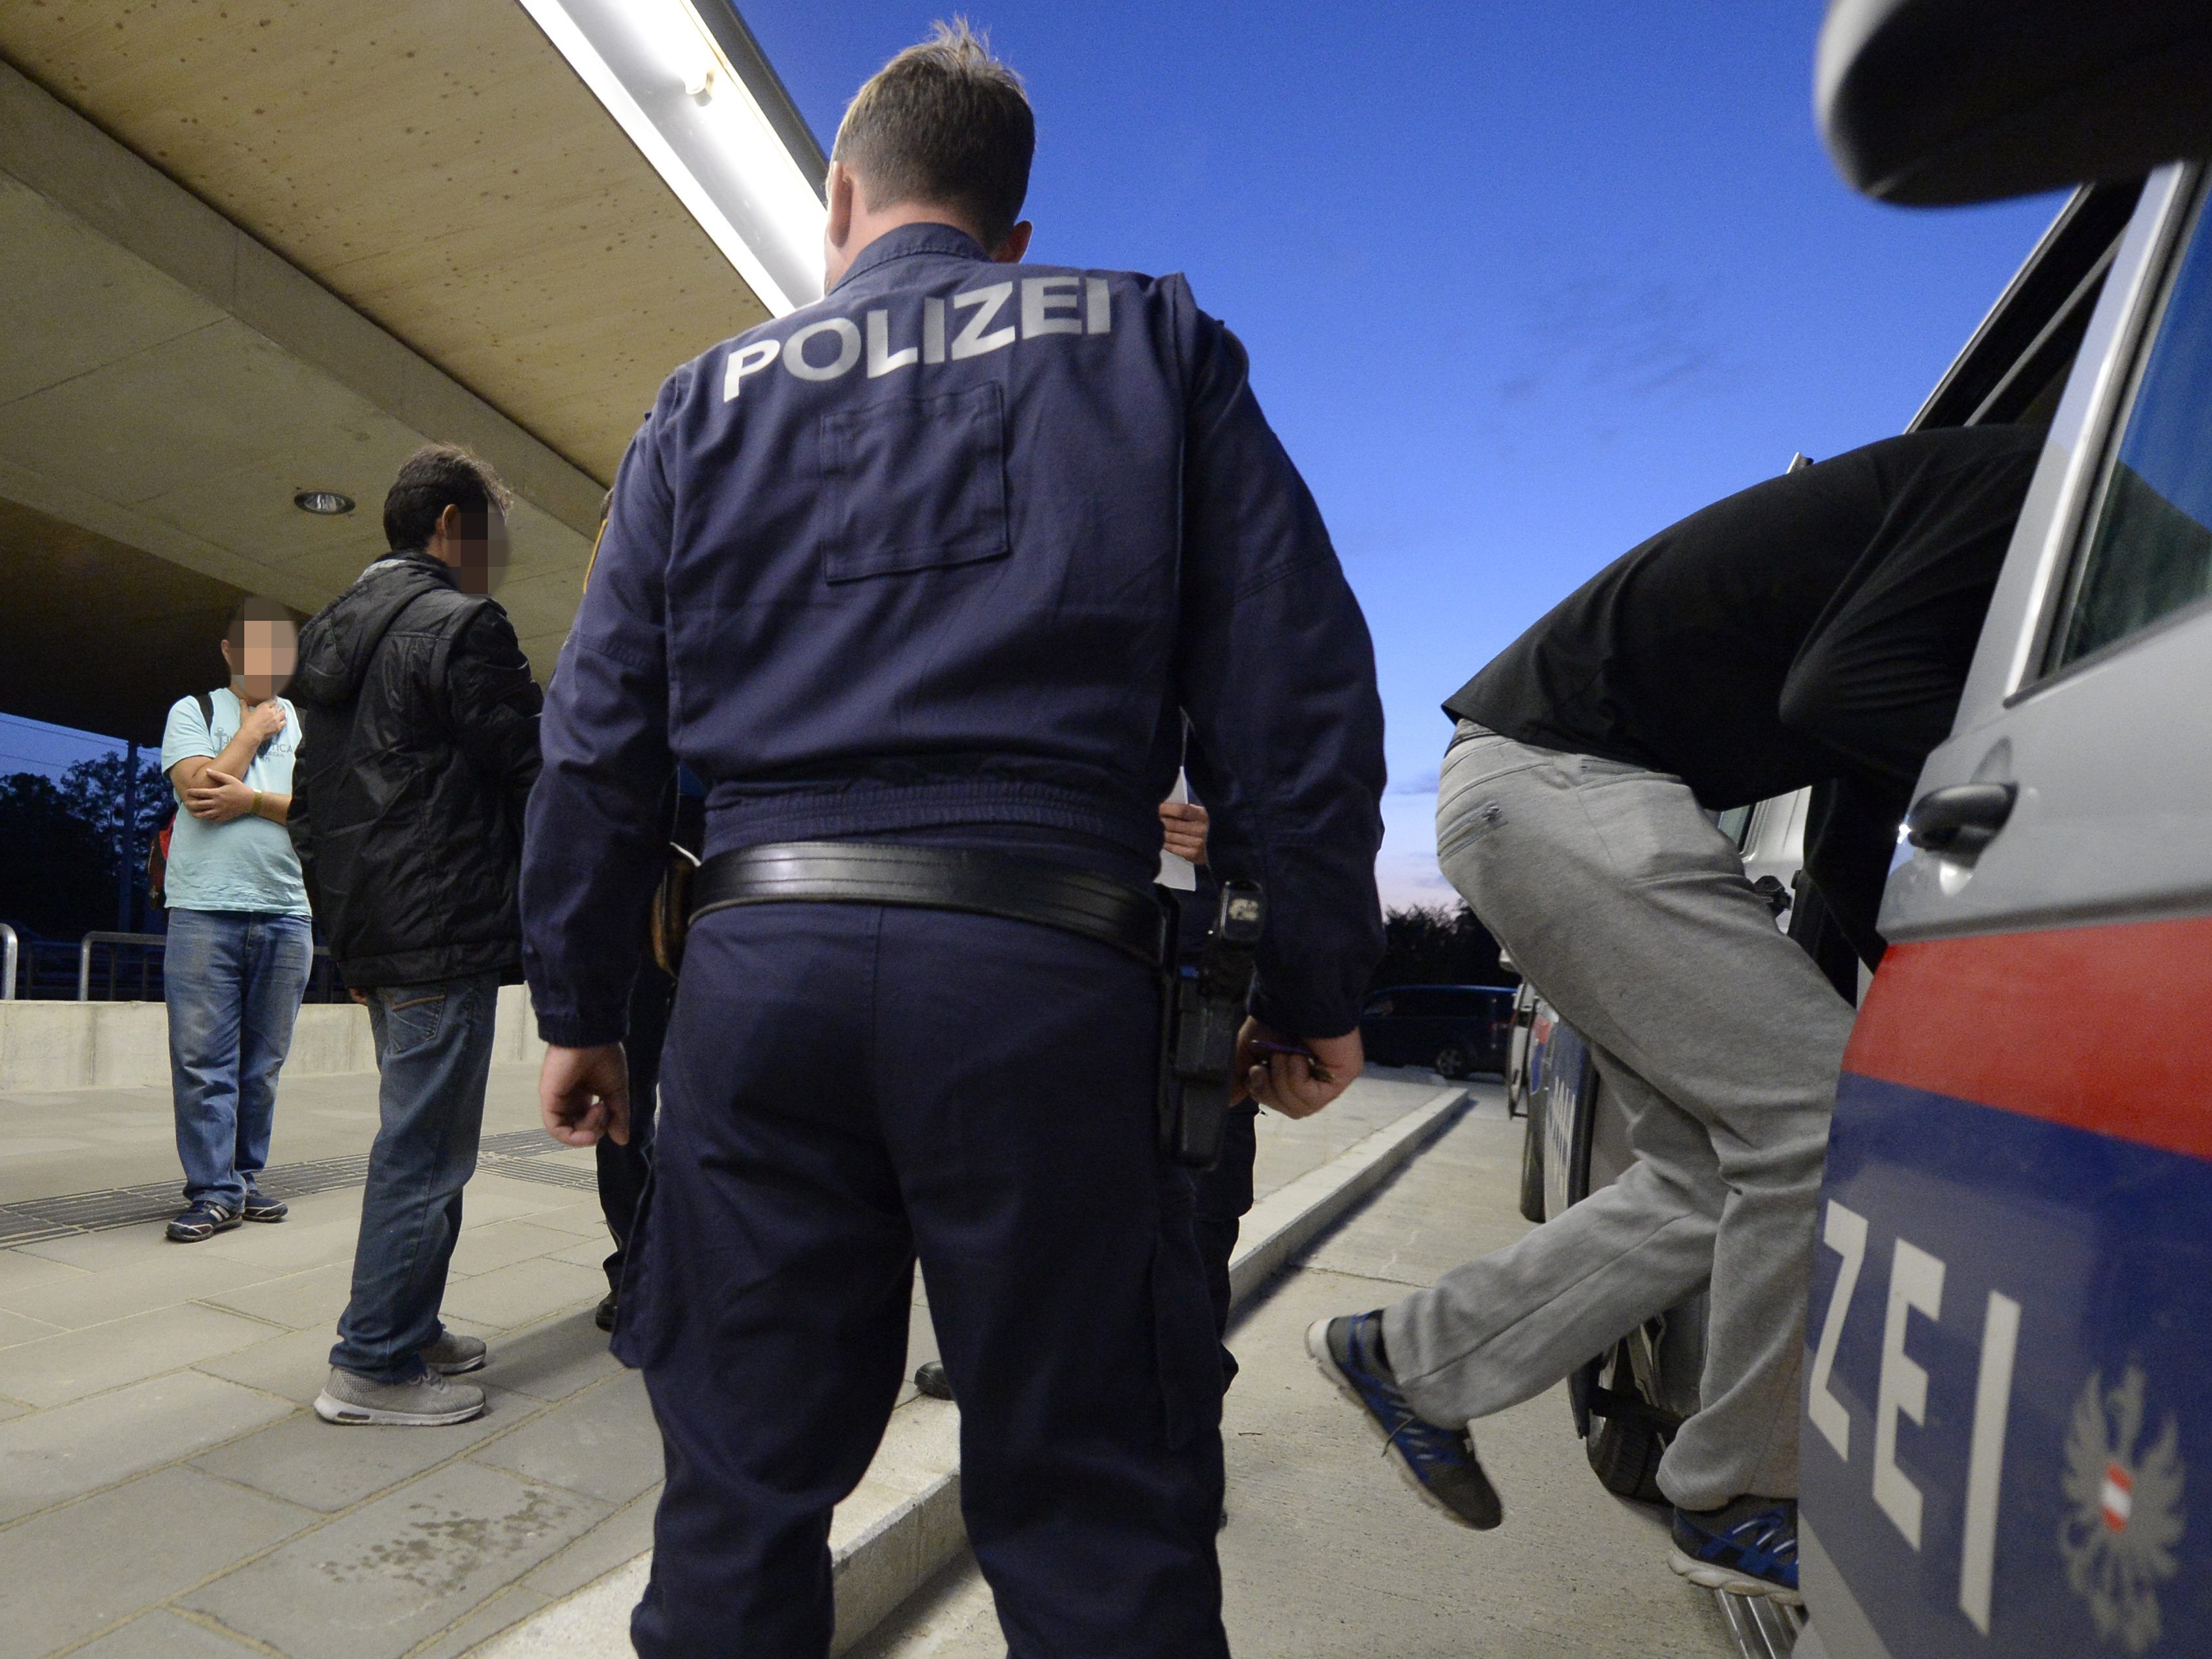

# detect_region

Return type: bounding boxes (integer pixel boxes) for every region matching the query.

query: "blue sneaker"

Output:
[165,1201,241,1243]
[1669,1495,1802,1604]
[1307,1312,1502,1529]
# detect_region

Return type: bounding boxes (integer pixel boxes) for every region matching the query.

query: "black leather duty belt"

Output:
[688,842,1169,967]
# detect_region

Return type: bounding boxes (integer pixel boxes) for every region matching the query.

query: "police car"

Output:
[1523,7,2212,1652]
[1797,7,2212,1655]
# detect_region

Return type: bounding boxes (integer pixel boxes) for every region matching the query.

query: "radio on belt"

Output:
[1160,879,1265,1170]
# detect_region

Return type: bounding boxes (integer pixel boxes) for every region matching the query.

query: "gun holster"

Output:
[1158,880,1265,1170]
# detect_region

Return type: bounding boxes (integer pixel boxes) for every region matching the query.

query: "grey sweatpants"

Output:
[1382,723,1853,1508]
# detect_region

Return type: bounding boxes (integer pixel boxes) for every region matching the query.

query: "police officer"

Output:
[521,22,1384,1659]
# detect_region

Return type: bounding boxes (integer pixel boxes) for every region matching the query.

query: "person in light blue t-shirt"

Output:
[157,596,315,1243]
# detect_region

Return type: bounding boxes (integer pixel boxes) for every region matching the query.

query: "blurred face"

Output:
[434,503,511,596]
[220,616,299,701]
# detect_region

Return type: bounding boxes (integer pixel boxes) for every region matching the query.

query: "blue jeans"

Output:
[330,973,500,1382]
[164,909,313,1210]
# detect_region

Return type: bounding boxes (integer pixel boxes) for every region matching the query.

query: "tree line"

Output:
[0,753,170,943]
[1371,902,1519,993]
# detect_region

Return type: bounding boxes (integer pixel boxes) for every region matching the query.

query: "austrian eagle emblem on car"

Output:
[2059,1367,2185,1653]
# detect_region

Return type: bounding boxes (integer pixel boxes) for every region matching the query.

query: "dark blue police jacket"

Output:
[522,223,1386,1048]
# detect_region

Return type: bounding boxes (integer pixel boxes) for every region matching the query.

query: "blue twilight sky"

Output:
[742,0,2060,906]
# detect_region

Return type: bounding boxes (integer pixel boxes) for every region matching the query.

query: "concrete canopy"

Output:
[0,1,821,744]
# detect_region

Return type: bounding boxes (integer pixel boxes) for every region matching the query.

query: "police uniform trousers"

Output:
[1189,1100,1258,1387]
[615,901,1231,1659]
[1384,723,1853,1510]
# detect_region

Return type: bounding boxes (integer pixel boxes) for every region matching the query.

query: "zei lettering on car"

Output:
[722,275,1114,401]
[1802,924,2206,1659]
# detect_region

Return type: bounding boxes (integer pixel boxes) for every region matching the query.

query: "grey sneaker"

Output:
[314,1367,486,1426]
[419,1332,487,1375]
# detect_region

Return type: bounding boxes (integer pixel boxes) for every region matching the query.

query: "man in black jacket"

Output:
[289,444,543,1427]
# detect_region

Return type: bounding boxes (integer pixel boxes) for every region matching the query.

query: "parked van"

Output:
[1357,983,1513,1079]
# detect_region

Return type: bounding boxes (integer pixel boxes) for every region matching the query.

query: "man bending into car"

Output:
[1309,424,2039,1605]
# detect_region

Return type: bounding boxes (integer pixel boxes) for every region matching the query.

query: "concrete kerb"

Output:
[472,1083,1472,1659]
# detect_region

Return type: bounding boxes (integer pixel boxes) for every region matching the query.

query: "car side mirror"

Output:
[1817,0,2212,204]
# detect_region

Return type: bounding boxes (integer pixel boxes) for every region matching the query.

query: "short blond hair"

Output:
[832,19,1034,247]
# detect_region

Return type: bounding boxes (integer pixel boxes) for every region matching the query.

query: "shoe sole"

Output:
[426,1352,486,1376]
[241,1210,287,1223]
[313,1390,486,1427]
[1305,1317,1500,1530]
[1667,1548,1804,1607]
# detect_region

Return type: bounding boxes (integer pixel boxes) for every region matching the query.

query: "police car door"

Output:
[1799,163,2212,1659]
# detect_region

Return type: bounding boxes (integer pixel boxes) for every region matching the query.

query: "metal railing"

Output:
[78,931,168,1002]
[67,930,346,1003]
[1,922,16,1002]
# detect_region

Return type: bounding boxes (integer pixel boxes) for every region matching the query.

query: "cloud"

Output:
[1496,269,1736,412]
[1391,767,1440,795]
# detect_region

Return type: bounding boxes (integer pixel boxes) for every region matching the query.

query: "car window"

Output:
[1363,995,1395,1018]
[2051,190,2212,670]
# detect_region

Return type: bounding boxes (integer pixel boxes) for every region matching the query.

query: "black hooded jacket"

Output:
[288,553,543,988]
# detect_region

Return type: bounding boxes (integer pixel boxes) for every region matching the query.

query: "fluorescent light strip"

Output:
[517,0,825,316]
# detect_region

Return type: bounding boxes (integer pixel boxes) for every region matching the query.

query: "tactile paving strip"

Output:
[0,1128,597,1242]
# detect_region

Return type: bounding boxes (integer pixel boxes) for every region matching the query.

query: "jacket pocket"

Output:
[819,384,1010,583]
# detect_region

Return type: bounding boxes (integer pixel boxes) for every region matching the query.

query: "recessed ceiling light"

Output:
[294,490,356,516]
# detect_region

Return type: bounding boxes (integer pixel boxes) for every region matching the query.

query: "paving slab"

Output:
[467,1368,663,1506]
[0,1065,546,1205]
[60,1607,268,1659]
[0,1298,285,1407]
[445,1176,595,1230]
[438,1257,608,1331]
[0,1247,93,1296]
[0,1367,294,1523]
[0,1248,280,1330]
[448,1221,594,1280]
[1296,1100,1532,1288]
[543,1234,614,1271]
[194,1259,361,1330]
[192,1320,348,1407]
[472,1310,624,1403]
[192,1396,515,1513]
[519,1490,660,1602]
[0,1306,64,1347]
[183,1459,610,1659]
[196,1209,370,1271]
[413,1587,556,1659]
[514,1200,618,1240]
[0,1465,313,1657]
[13,1223,186,1271]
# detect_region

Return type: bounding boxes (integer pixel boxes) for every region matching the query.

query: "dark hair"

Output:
[225,594,297,652]
[832,19,1033,248]
[382,443,513,553]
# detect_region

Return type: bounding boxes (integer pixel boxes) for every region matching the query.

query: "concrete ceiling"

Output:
[0,2,814,745]
[0,0,775,483]
[0,495,247,743]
